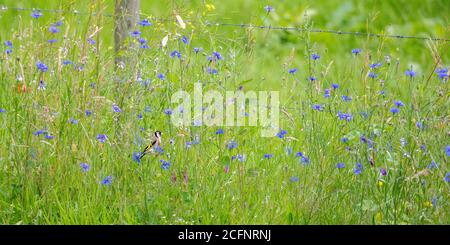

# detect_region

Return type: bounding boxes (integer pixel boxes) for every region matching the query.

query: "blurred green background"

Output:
[1,0,448,53]
[1,0,448,87]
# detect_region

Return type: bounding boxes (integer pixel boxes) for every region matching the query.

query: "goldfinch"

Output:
[139,131,162,159]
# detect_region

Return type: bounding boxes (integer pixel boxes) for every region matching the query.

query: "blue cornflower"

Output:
[369,63,382,69]
[4,41,12,48]
[446,145,450,157]
[54,20,63,26]
[416,121,423,129]
[38,80,46,91]
[324,88,331,98]
[132,152,141,164]
[212,51,222,60]
[68,118,78,124]
[0,109,5,113]
[227,140,238,150]
[49,25,60,33]
[157,73,165,80]
[295,152,303,157]
[87,38,96,45]
[342,95,352,102]
[33,130,47,136]
[264,154,273,159]
[290,176,299,182]
[427,161,438,170]
[80,163,90,172]
[390,107,400,114]
[112,103,121,113]
[360,135,367,143]
[63,60,72,65]
[76,65,84,71]
[193,120,202,126]
[436,68,448,80]
[368,72,377,78]
[170,50,181,59]
[231,154,246,162]
[420,144,427,151]
[311,53,320,60]
[140,44,149,49]
[236,154,247,162]
[341,137,349,143]
[194,47,202,53]
[288,68,298,74]
[31,10,43,19]
[276,129,288,139]
[181,36,189,44]
[405,69,416,77]
[137,112,143,120]
[354,162,363,175]
[394,100,404,107]
[101,176,113,185]
[47,39,57,44]
[207,67,218,75]
[312,104,324,111]
[336,162,345,169]
[160,160,171,170]
[36,61,48,72]
[137,37,147,44]
[380,168,387,176]
[444,172,450,183]
[5,49,12,55]
[97,134,107,143]
[44,135,54,140]
[216,128,224,135]
[138,19,152,26]
[352,49,361,55]
[154,145,164,154]
[164,109,173,115]
[301,156,310,164]
[264,5,274,13]
[337,111,353,121]
[309,76,316,81]
[331,83,339,89]
[130,30,141,37]
[85,109,92,116]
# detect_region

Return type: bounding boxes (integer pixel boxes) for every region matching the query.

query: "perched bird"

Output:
[139,131,162,159]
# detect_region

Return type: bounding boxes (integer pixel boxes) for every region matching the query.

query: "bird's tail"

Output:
[139,151,146,159]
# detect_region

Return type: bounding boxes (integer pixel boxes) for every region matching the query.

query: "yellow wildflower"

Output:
[206,4,215,11]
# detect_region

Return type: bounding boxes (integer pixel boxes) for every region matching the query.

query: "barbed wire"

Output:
[206,22,450,42]
[1,5,449,42]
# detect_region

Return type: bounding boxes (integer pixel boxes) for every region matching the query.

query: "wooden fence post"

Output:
[114,0,140,67]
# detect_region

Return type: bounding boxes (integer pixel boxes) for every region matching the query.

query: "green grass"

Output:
[0,0,449,224]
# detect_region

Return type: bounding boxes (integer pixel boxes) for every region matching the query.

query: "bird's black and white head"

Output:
[155,131,162,139]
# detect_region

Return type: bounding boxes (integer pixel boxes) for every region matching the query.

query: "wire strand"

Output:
[1,5,449,42]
